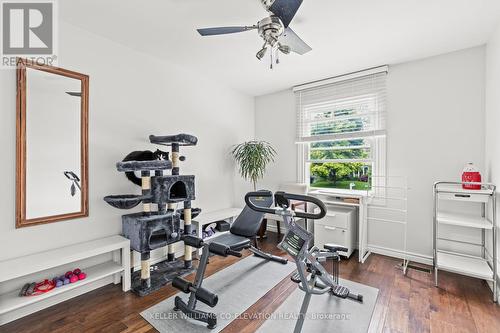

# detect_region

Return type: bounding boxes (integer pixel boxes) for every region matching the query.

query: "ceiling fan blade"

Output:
[280,27,311,55]
[268,0,303,28]
[197,26,257,36]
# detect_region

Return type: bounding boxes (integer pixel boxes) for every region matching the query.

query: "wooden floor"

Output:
[2,232,500,333]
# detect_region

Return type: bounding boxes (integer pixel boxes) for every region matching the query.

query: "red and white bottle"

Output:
[462,162,481,190]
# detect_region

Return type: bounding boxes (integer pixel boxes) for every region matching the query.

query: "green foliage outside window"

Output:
[309,108,372,190]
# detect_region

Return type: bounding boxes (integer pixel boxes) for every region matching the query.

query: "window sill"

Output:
[308,187,368,197]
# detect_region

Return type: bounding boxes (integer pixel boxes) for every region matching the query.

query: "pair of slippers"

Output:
[19,279,55,297]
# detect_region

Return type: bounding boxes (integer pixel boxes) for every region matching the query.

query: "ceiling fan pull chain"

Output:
[270,47,275,69]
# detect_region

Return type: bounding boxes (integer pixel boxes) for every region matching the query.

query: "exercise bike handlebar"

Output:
[244,191,327,220]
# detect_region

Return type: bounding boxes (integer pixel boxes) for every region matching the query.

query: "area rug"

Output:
[257,278,379,333]
[141,255,296,333]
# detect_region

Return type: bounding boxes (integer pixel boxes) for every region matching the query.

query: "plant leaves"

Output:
[231,141,276,189]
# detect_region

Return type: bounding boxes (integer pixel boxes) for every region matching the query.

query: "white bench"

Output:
[0,235,130,325]
[192,208,242,254]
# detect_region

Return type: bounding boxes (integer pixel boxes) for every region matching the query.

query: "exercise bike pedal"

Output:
[331,285,350,298]
[290,271,301,283]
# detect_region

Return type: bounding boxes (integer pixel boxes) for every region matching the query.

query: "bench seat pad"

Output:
[207,233,251,252]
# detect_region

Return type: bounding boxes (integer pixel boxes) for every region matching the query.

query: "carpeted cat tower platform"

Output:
[104,133,200,296]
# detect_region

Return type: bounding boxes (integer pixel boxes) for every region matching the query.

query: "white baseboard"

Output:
[367,244,433,266]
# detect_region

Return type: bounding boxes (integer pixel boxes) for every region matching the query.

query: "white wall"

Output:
[485,23,500,278]
[255,47,486,261]
[0,21,254,261]
[386,46,485,259]
[255,89,297,189]
[485,24,500,199]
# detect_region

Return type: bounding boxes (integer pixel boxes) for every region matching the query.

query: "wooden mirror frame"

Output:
[16,58,89,228]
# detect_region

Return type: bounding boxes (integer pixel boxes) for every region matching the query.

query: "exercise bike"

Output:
[245,191,363,333]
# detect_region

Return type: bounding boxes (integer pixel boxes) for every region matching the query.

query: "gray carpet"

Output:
[257,278,379,333]
[141,255,296,333]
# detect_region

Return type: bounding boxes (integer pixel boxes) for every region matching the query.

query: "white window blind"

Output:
[294,67,388,189]
[295,70,387,144]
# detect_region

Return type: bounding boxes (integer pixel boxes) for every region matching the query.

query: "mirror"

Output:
[16,58,88,228]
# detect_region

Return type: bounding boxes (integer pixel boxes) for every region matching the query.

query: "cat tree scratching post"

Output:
[183,200,192,268]
[104,134,199,296]
[141,170,152,289]
[166,197,175,261]
[167,142,180,262]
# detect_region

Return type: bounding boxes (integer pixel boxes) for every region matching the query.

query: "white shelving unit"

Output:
[0,262,123,315]
[433,181,497,302]
[0,235,131,325]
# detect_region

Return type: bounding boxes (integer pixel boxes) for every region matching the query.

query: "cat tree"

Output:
[104,133,199,296]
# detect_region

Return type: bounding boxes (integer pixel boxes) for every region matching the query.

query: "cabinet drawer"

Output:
[318,212,350,229]
[314,224,350,250]
[438,192,489,203]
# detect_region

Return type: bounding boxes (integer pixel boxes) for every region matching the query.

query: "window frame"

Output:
[301,136,386,193]
[295,70,388,193]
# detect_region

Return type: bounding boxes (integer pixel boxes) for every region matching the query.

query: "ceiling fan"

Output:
[197,0,311,68]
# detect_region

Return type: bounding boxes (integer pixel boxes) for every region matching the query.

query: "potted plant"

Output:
[231,141,276,190]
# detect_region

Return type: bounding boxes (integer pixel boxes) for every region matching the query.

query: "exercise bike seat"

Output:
[324,243,348,254]
[207,233,251,252]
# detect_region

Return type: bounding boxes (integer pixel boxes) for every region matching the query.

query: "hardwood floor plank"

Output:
[368,294,390,333]
[408,270,432,333]
[383,293,409,332]
[0,233,498,333]
[121,313,155,333]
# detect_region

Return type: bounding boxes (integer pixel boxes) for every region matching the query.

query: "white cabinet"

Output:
[314,206,356,257]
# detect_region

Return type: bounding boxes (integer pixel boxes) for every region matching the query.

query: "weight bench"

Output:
[172,190,287,329]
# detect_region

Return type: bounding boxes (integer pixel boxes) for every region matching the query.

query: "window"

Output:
[295,67,387,191]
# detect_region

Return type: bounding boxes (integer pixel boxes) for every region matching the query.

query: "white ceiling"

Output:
[61,0,500,96]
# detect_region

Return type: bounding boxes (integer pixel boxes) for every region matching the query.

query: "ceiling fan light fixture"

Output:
[197,0,310,68]
[256,47,268,60]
